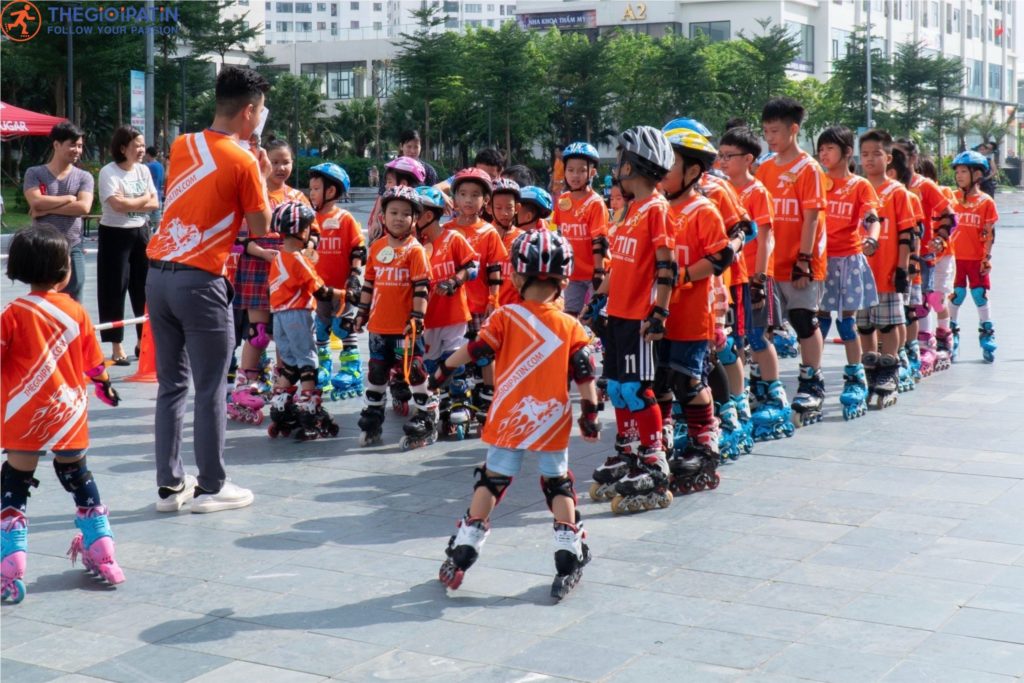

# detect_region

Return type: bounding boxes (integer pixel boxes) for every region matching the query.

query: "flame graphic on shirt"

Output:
[23,385,85,442]
[496,396,565,443]
[152,217,202,259]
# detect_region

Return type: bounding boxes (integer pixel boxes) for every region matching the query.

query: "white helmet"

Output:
[616,125,675,181]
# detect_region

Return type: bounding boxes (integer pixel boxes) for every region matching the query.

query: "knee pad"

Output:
[1,461,39,500]
[279,363,301,385]
[298,365,317,384]
[247,322,270,350]
[717,334,740,366]
[706,360,729,405]
[672,374,707,405]
[836,316,858,342]
[914,303,931,321]
[970,287,988,307]
[53,458,93,494]
[817,314,833,340]
[606,379,626,409]
[652,367,674,399]
[407,358,428,386]
[315,316,331,344]
[857,322,875,336]
[332,315,353,340]
[620,381,655,412]
[747,326,769,352]
[878,324,896,334]
[904,306,917,326]
[787,308,818,339]
[473,465,512,505]
[951,286,967,306]
[367,359,391,387]
[540,472,577,513]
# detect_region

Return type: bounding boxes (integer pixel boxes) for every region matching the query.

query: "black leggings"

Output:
[97,224,150,344]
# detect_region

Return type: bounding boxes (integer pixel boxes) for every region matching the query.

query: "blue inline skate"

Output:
[315,345,333,391]
[773,323,800,359]
[839,363,868,420]
[904,339,923,381]
[716,399,750,461]
[329,348,364,400]
[979,322,997,363]
[750,379,794,440]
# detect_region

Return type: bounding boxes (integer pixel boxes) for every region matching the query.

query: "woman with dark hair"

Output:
[377,129,439,194]
[97,125,158,363]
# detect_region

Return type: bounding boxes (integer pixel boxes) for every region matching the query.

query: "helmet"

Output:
[451,167,493,196]
[380,185,422,215]
[384,156,426,184]
[662,117,713,139]
[309,162,351,193]
[616,125,675,180]
[952,150,989,173]
[510,229,574,282]
[664,129,718,170]
[491,177,521,199]
[518,186,553,219]
[272,201,317,238]
[562,141,600,166]
[414,185,446,216]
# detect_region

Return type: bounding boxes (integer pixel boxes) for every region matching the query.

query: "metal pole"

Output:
[145,0,155,145]
[180,58,187,133]
[866,0,873,129]
[66,21,74,122]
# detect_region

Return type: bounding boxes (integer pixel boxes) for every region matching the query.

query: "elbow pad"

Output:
[350,246,367,264]
[704,247,734,276]
[655,259,678,287]
[591,235,609,257]
[486,263,502,287]
[570,345,596,384]
[313,286,335,302]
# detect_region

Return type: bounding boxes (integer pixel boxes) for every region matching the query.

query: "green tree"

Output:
[652,32,715,128]
[923,53,964,161]
[332,97,380,157]
[540,29,612,144]
[265,73,326,155]
[786,77,842,142]
[888,41,935,137]
[733,19,801,123]
[394,5,455,157]
[188,1,262,66]
[604,30,662,129]
[968,105,1015,166]
[829,29,891,129]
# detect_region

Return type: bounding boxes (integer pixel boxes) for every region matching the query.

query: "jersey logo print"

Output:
[496,396,564,444]
[24,385,87,449]
[163,132,218,212]
[5,295,80,422]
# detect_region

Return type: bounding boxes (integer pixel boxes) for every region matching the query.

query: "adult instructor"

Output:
[146,66,273,514]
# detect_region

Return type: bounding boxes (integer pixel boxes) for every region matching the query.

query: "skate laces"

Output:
[553,522,584,552]
[455,516,490,546]
[74,507,113,546]
[271,390,292,410]
[0,513,27,534]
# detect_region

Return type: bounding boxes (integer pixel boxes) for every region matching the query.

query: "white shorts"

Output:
[423,322,468,362]
[933,256,955,296]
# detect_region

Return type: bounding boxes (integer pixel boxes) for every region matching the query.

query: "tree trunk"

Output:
[117,82,123,127]
[163,91,170,152]
[424,99,431,159]
[505,108,511,162]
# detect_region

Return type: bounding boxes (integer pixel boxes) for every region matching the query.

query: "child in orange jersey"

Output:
[448,168,508,429]
[857,130,917,408]
[949,151,999,362]
[354,186,432,447]
[308,162,365,400]
[246,202,345,440]
[432,230,600,600]
[553,142,609,317]
[815,125,880,419]
[413,186,478,442]
[2,226,125,603]
[490,179,525,307]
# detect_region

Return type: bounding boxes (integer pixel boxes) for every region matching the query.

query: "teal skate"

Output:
[329,348,364,400]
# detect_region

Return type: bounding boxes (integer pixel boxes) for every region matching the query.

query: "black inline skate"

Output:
[588,432,636,502]
[551,515,591,601]
[791,364,825,428]
[267,386,300,438]
[439,513,490,590]
[294,389,340,441]
[610,446,673,514]
[400,395,438,451]
[357,391,386,446]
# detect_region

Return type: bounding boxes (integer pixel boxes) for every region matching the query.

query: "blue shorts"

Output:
[273,309,318,369]
[655,339,709,380]
[486,445,569,478]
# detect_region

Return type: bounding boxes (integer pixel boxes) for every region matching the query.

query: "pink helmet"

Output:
[385,156,426,184]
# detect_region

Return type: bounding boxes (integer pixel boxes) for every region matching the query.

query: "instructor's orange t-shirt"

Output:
[1,292,105,452]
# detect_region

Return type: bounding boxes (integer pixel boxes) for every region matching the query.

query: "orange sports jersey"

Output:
[606,194,674,320]
[147,130,267,276]
[315,204,364,289]
[868,179,918,294]
[552,190,609,282]
[950,191,998,261]
[702,175,749,285]
[425,229,476,329]
[736,178,776,278]
[269,249,325,312]
[665,195,730,342]
[824,175,879,258]
[907,173,950,255]
[479,300,590,451]
[365,236,431,335]
[755,151,827,282]
[497,226,525,306]
[452,218,507,314]
[1,292,104,452]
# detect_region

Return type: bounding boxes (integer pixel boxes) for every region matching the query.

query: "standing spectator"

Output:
[550,144,565,196]
[97,126,158,364]
[144,146,165,229]
[368,165,379,189]
[377,129,439,196]
[976,142,998,198]
[22,122,94,302]
[145,66,272,514]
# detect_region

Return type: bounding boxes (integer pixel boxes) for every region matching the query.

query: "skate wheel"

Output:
[280,428,291,438]
[328,423,340,437]
[267,424,279,438]
[588,482,609,502]
[2,579,25,604]
[610,495,628,515]
[658,491,673,508]
[708,472,721,490]
[454,424,466,441]
[399,436,412,451]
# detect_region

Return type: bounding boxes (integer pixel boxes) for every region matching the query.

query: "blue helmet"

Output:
[563,141,600,166]
[518,186,553,219]
[952,150,989,173]
[414,185,446,216]
[662,117,713,139]
[309,162,351,193]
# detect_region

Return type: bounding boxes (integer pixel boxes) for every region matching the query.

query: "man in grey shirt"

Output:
[23,122,94,302]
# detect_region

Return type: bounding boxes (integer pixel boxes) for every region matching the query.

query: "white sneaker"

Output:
[190,481,254,514]
[156,474,198,513]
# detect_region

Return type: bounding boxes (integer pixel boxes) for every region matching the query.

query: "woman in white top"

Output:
[98,126,159,364]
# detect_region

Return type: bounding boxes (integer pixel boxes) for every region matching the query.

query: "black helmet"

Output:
[272,201,316,239]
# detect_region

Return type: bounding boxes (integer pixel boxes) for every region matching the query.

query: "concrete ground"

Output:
[2,191,1023,682]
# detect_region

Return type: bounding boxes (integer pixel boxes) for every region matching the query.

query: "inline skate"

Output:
[896,348,915,393]
[471,382,494,429]
[400,396,438,451]
[589,432,636,502]
[227,370,265,425]
[551,517,591,601]
[791,364,825,428]
[750,379,794,440]
[773,323,800,359]
[294,389,340,441]
[67,506,125,586]
[357,392,386,446]
[916,332,937,376]
[330,348,364,400]
[865,352,898,410]
[934,327,954,370]
[610,445,673,514]
[439,513,490,590]
[669,423,721,495]
[267,386,300,438]
[1,512,27,603]
[716,399,748,461]
[839,363,868,420]
[315,345,333,391]
[979,321,997,363]
[388,370,412,416]
[904,339,923,381]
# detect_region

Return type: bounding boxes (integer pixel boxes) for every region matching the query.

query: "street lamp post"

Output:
[866,0,873,130]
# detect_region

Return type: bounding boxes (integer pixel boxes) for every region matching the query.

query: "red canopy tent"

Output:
[0,101,67,140]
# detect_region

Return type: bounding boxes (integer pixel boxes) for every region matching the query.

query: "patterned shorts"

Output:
[234,236,283,310]
[857,292,905,327]
[821,254,878,313]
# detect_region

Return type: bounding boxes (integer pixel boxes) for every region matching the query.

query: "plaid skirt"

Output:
[234,235,284,310]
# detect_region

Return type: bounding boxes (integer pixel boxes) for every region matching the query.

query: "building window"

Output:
[953,8,960,33]
[689,21,730,42]
[374,21,382,30]
[989,19,995,42]
[266,1,272,9]
[301,61,365,99]
[373,2,382,9]
[297,21,312,31]
[974,14,981,40]
[786,22,814,73]
[331,3,337,16]
[487,3,495,10]
[372,60,400,98]
[317,20,326,29]
[330,21,337,34]
[443,1,458,12]
[350,1,359,9]
[350,19,359,28]
[487,18,494,26]
[276,21,292,31]
[499,4,504,15]
[295,2,312,11]
[265,20,272,31]
[967,59,982,97]
[466,19,481,26]
[317,2,326,9]
[445,17,459,28]
[1008,68,1015,100]
[989,64,1002,96]
[466,3,483,12]
[277,2,293,11]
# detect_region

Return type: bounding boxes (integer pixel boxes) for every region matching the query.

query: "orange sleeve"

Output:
[649,203,673,250]
[985,197,999,226]
[894,190,918,231]
[236,155,267,215]
[347,214,365,250]
[478,307,505,351]
[410,246,431,283]
[797,164,827,210]
[1,306,14,353]
[925,181,950,217]
[589,199,609,238]
[489,230,508,264]
[857,181,880,220]
[454,233,476,270]
[700,207,731,256]
[749,187,773,227]
[567,318,590,357]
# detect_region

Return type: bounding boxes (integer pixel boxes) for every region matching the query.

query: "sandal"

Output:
[111,355,130,366]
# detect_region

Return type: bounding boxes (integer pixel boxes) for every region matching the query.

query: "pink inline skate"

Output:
[228,369,265,425]
[67,506,125,586]
[1,512,28,603]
